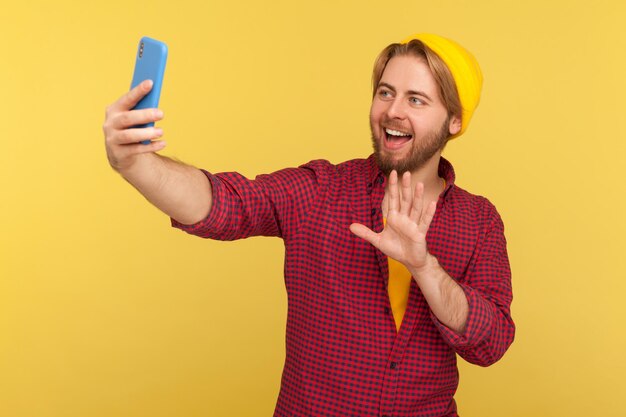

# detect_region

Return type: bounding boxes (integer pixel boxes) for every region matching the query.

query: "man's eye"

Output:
[379,90,391,98]
[410,97,424,105]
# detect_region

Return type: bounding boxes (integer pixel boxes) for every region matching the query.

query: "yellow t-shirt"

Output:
[388,256,412,331]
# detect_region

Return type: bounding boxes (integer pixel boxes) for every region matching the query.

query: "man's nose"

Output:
[385,98,406,119]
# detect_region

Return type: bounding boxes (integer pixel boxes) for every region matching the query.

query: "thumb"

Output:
[349,223,379,247]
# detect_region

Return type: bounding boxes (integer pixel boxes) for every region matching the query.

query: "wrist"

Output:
[409,253,443,283]
[118,152,159,179]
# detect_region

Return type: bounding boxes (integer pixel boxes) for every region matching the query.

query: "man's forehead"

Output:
[378,55,438,94]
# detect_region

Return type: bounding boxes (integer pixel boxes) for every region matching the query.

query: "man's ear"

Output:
[448,115,462,136]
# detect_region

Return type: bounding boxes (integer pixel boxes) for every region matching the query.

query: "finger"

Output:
[388,170,399,213]
[108,79,154,113]
[120,140,167,156]
[400,171,412,216]
[112,126,164,145]
[349,223,380,248]
[380,195,388,223]
[109,108,164,130]
[409,182,424,223]
[418,200,437,232]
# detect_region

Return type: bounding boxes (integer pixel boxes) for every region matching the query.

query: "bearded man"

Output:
[103,33,515,417]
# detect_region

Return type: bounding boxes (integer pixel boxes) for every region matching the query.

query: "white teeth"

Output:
[385,128,412,137]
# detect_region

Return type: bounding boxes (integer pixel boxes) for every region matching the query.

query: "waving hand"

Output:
[349,170,437,271]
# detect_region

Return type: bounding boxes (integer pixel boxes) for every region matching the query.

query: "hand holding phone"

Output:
[130,37,168,144]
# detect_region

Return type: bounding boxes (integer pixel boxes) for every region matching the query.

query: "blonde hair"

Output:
[372,39,462,120]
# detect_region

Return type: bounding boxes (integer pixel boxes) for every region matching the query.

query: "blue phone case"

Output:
[130,37,168,144]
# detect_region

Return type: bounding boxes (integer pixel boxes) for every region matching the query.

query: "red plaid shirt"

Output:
[172,155,515,417]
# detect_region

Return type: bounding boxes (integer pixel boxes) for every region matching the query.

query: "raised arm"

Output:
[350,170,514,365]
[102,80,212,225]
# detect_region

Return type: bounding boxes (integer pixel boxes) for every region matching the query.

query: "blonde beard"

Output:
[372,117,450,176]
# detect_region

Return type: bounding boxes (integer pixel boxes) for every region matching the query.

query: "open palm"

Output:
[350,170,437,271]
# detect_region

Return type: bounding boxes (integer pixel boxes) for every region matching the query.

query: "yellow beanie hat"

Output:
[402,33,483,138]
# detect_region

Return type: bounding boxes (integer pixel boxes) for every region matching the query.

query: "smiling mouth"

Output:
[383,127,413,148]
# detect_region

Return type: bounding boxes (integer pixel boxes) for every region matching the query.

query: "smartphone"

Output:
[130,37,168,144]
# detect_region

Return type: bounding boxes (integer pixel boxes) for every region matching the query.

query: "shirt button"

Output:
[378,176,384,184]
[390,362,397,369]
[384,306,390,315]
[371,208,377,216]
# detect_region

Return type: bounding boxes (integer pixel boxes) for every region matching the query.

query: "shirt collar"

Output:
[438,156,456,198]
[367,154,386,188]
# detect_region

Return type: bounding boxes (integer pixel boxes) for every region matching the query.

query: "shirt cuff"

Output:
[430,282,494,350]
[170,170,228,238]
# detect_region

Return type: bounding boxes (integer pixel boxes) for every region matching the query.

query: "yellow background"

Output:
[1,0,625,416]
